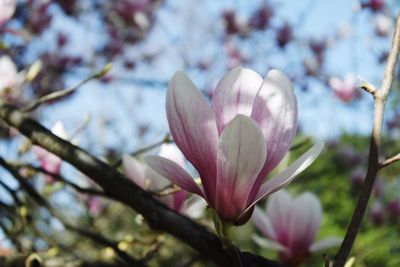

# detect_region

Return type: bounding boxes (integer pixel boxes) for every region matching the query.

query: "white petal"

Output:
[250,69,298,176]
[122,154,148,189]
[252,235,288,252]
[288,192,322,249]
[145,155,204,197]
[211,66,263,133]
[309,237,342,252]
[166,71,218,202]
[251,142,324,207]
[214,115,266,220]
[252,206,277,240]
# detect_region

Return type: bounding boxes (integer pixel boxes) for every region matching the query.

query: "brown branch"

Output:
[0,157,145,267]
[0,104,283,267]
[23,64,111,112]
[333,14,400,267]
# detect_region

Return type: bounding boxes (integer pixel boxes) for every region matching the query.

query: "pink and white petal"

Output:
[145,155,204,197]
[172,190,187,211]
[249,142,324,208]
[159,143,185,168]
[265,190,293,244]
[250,69,297,179]
[215,115,266,220]
[252,235,288,252]
[211,66,263,133]
[122,154,148,189]
[166,71,218,202]
[287,192,322,250]
[252,206,277,240]
[181,195,207,219]
[309,237,342,252]
[0,0,16,26]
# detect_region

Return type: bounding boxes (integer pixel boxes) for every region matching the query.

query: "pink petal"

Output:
[0,0,16,26]
[252,206,277,240]
[211,66,263,133]
[214,115,266,221]
[122,154,148,189]
[159,143,185,168]
[181,196,207,219]
[250,69,298,191]
[248,142,324,208]
[252,235,288,252]
[265,190,293,246]
[309,237,342,252]
[145,155,204,197]
[288,192,322,251]
[166,71,218,203]
[172,190,187,211]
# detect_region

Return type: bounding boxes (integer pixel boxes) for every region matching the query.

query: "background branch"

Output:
[0,104,283,267]
[333,13,400,267]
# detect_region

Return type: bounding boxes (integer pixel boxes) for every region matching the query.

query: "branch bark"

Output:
[333,14,400,267]
[0,104,283,267]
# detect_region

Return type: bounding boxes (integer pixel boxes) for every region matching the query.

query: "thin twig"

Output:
[333,14,400,267]
[12,163,106,197]
[379,152,400,168]
[0,157,145,267]
[23,64,111,112]
[112,133,171,168]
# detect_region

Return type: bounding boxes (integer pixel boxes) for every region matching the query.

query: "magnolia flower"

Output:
[329,74,360,102]
[146,66,323,224]
[0,0,16,26]
[253,190,341,266]
[123,144,205,218]
[32,121,67,182]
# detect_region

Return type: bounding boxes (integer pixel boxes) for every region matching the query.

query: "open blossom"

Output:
[123,144,205,218]
[32,121,67,182]
[0,0,16,26]
[146,66,323,224]
[329,74,360,102]
[253,190,341,266]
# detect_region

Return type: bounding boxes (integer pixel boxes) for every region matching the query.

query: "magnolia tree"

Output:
[0,1,400,267]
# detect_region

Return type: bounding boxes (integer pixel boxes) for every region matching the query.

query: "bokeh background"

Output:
[1,0,400,266]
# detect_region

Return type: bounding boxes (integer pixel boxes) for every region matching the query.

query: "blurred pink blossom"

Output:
[253,190,341,266]
[329,74,360,102]
[123,144,205,218]
[374,14,393,37]
[0,0,16,26]
[32,121,68,183]
[146,66,323,224]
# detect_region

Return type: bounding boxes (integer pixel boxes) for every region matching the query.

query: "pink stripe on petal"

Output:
[288,193,322,250]
[145,155,204,197]
[215,115,266,221]
[266,190,293,245]
[249,70,298,198]
[245,142,323,211]
[166,71,218,203]
[122,154,147,189]
[211,66,263,133]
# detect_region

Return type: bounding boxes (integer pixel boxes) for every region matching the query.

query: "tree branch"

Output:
[379,152,400,168]
[0,104,283,267]
[333,14,400,267]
